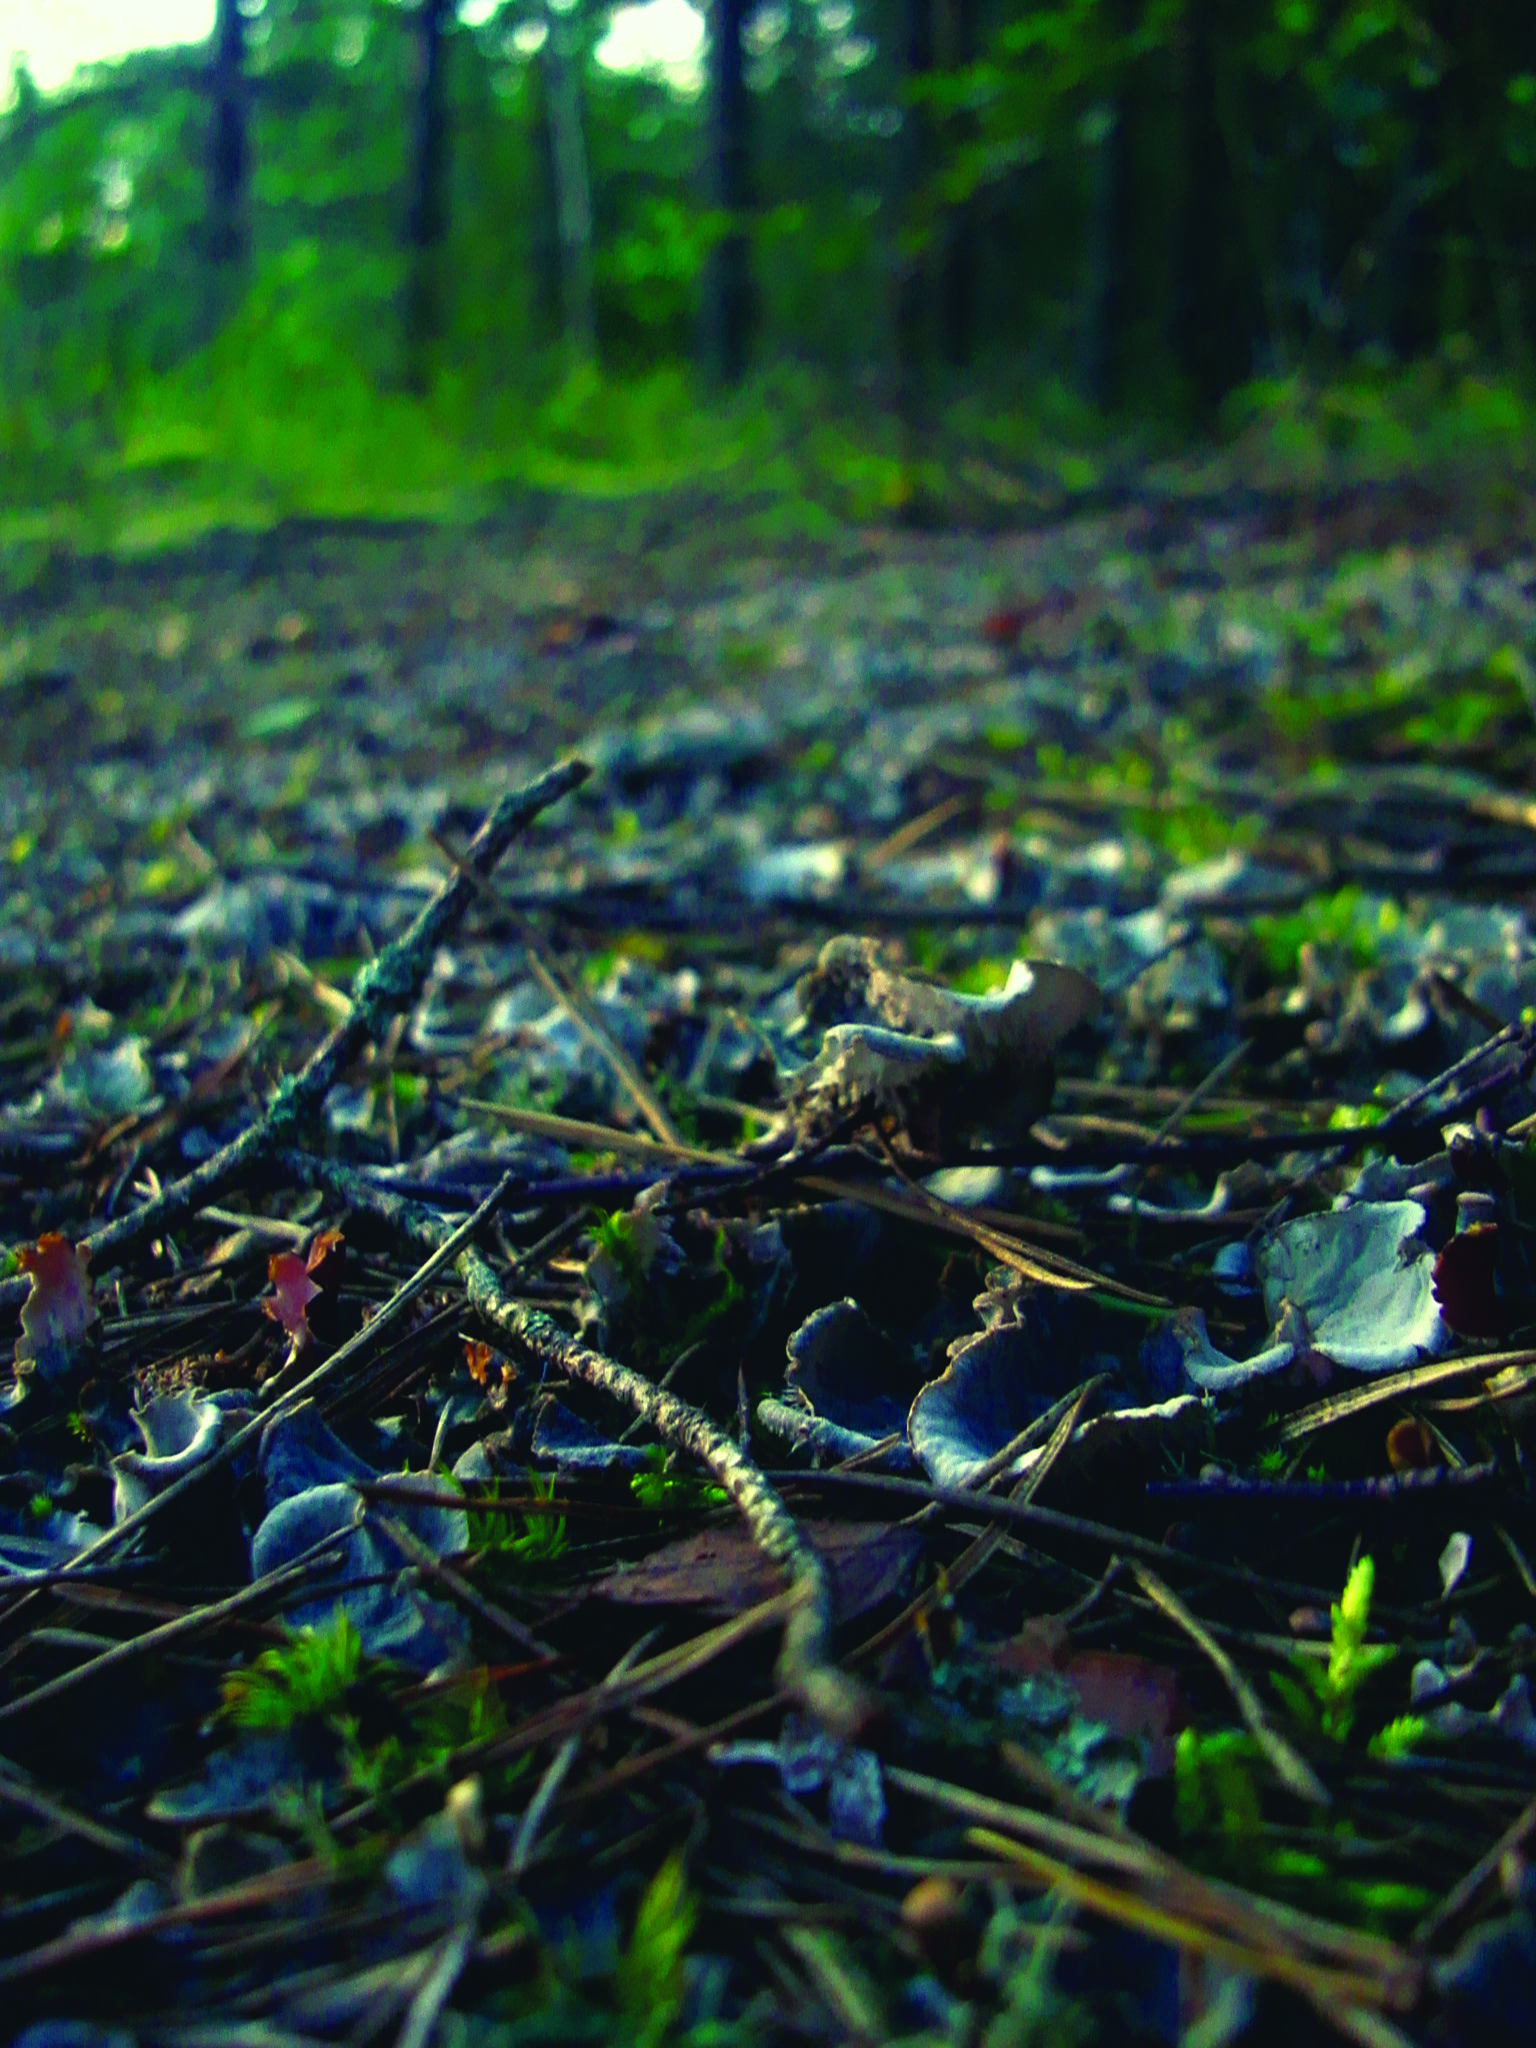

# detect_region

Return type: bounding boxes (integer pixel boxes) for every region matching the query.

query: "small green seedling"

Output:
[631,1445,730,1513]
[615,1851,698,2044]
[1271,1555,1396,1743]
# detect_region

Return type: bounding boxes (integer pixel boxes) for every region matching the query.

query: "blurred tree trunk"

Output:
[206,0,248,268]
[936,0,976,369]
[706,0,751,383]
[406,0,453,390]
[1173,0,1246,414]
[1079,0,1136,407]
[542,3,597,364]
[895,0,935,510]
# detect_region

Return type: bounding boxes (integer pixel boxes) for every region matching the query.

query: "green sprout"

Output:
[221,1608,364,1730]
[467,1476,568,1568]
[616,1851,698,2043]
[1271,1555,1397,1743]
[1367,1714,1427,1762]
[630,1445,730,1513]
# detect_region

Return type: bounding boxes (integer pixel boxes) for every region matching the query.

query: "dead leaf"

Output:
[261,1253,321,1347]
[1433,1223,1505,1338]
[13,1234,100,1384]
[991,1619,1183,1771]
[590,1519,924,1622]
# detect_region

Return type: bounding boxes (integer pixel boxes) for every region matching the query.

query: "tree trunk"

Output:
[1078,0,1137,407]
[895,0,935,507]
[206,0,248,268]
[542,4,597,364]
[937,0,977,369]
[1173,0,1234,415]
[406,0,453,388]
[706,0,751,383]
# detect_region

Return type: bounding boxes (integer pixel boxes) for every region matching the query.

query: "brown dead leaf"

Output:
[591,1519,924,1623]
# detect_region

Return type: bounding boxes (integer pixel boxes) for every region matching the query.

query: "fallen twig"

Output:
[60,759,588,1271]
[1128,1560,1330,1807]
[458,1247,872,1735]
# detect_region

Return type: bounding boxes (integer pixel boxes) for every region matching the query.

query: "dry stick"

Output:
[0,1853,334,1986]
[365,1510,559,1662]
[967,1829,1407,2020]
[888,1767,1410,1981]
[508,1632,656,1877]
[1411,1785,1536,1952]
[795,1170,1160,1303]
[429,822,681,1146]
[395,1923,477,2048]
[329,1590,805,1836]
[863,793,969,869]
[459,1098,715,1165]
[0,1762,172,1874]
[851,1375,1109,1670]
[1128,1561,1330,1808]
[0,1541,347,1724]
[1117,1036,1253,1219]
[559,1689,794,1814]
[5,1169,527,1599]
[783,1467,1388,1615]
[1279,1347,1536,1444]
[263,1154,865,1733]
[1414,1411,1536,1602]
[1261,1021,1528,1229]
[457,1246,871,1736]
[63,758,589,1273]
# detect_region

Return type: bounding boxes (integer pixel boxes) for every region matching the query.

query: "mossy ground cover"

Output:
[3,434,1536,2044]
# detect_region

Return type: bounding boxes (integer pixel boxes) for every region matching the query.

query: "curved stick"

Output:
[70,759,589,1269]
[456,1247,873,1736]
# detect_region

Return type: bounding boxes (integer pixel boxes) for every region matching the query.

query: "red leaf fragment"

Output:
[262,1252,322,1347]
[1432,1222,1504,1338]
[982,606,1030,648]
[13,1234,99,1382]
[991,1617,1183,1772]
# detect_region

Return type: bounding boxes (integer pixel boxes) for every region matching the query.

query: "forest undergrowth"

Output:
[3,478,1536,2044]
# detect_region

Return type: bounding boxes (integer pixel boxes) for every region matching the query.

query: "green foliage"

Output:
[1274,1555,1398,1743]
[338,1664,517,1802]
[614,1851,698,2043]
[1367,1713,1427,1761]
[221,1607,364,1729]
[630,1446,730,1514]
[2,0,1534,553]
[978,1897,1097,2048]
[1252,885,1401,979]
[1175,1727,1265,1841]
[466,1476,569,1570]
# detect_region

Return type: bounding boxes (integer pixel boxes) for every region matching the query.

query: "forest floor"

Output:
[3,479,1536,2045]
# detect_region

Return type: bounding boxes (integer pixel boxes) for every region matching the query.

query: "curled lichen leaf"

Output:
[767,935,1100,1150]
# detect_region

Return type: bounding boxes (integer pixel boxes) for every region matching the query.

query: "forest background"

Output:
[3,0,1536,550]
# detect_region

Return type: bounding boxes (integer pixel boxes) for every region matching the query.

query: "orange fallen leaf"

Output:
[262,1252,322,1347]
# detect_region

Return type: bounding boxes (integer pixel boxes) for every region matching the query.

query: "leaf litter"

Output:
[5,506,1536,2042]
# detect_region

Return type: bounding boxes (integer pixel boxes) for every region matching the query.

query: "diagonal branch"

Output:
[258,1151,871,1736]
[67,759,589,1270]
[456,1248,874,1737]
